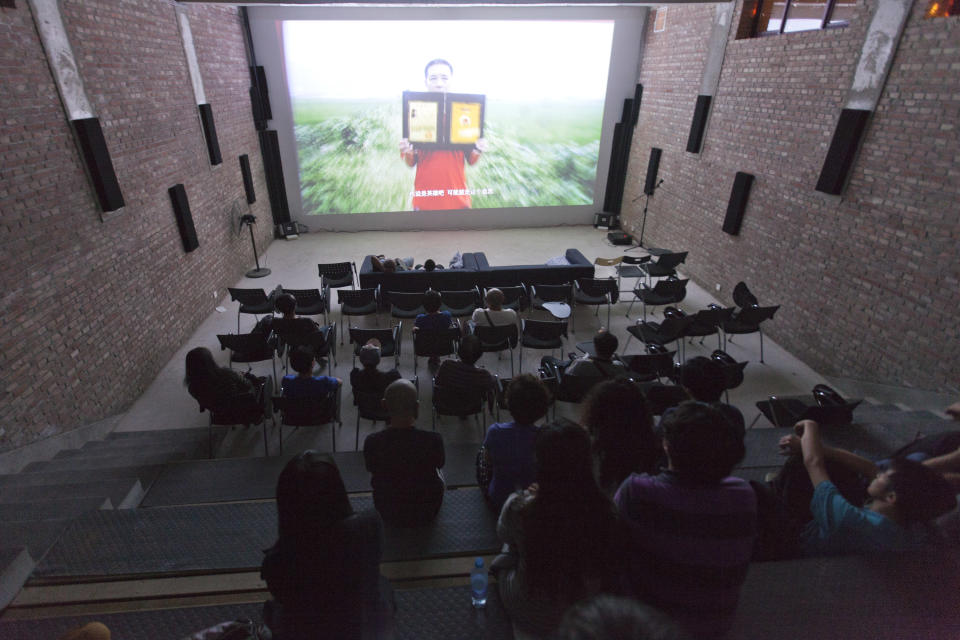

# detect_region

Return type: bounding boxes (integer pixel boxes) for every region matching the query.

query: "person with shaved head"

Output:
[363,379,446,526]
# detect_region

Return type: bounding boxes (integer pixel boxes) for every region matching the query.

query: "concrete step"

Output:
[22,454,187,474]
[0,465,163,491]
[0,478,144,510]
[0,496,112,524]
[0,547,34,611]
[106,426,225,443]
[54,443,199,461]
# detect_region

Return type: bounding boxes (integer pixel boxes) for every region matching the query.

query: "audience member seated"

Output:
[413,289,456,333]
[350,339,401,399]
[282,346,341,400]
[434,334,497,411]
[555,594,686,640]
[363,379,445,527]
[420,258,443,272]
[184,346,258,410]
[614,401,755,638]
[261,451,394,639]
[494,422,624,638]
[675,356,744,435]
[370,255,414,272]
[478,373,551,512]
[471,288,518,327]
[761,419,956,559]
[275,292,319,327]
[57,623,111,640]
[581,379,659,496]
[542,329,627,381]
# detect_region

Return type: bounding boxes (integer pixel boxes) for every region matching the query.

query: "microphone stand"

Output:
[628,179,663,251]
[241,215,271,278]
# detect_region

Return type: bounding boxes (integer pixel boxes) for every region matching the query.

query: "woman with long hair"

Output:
[183,346,255,409]
[581,379,659,495]
[262,451,393,640]
[494,422,624,637]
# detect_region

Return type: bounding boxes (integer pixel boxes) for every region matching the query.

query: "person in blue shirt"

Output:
[775,419,955,557]
[282,346,341,400]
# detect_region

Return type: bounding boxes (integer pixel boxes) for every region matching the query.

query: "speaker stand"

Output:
[637,192,651,248]
[244,221,271,279]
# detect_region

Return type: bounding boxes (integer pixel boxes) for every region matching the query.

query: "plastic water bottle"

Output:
[470,557,488,608]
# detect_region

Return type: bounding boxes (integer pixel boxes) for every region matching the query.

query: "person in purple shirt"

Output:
[614,401,755,639]
[480,374,551,511]
[413,289,456,333]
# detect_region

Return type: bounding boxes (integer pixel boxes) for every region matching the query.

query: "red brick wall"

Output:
[623,1,959,392]
[0,1,273,450]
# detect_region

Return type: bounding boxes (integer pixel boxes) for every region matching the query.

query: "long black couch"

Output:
[358,249,594,293]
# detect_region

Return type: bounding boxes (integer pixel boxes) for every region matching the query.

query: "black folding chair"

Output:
[272,318,337,376]
[485,285,528,313]
[625,308,693,356]
[412,325,461,376]
[627,277,689,320]
[216,332,278,392]
[721,305,779,363]
[432,378,489,440]
[471,322,519,376]
[640,251,688,285]
[621,350,677,383]
[348,325,402,370]
[280,287,328,324]
[317,261,356,290]
[337,287,380,344]
[195,380,273,458]
[273,385,341,453]
[440,287,481,319]
[519,319,568,372]
[228,287,277,332]
[573,278,619,331]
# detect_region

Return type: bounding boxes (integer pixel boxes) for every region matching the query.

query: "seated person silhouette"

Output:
[350,339,401,399]
[542,329,627,380]
[471,288,518,327]
[435,334,497,412]
[184,346,259,410]
[282,346,341,400]
[414,289,458,367]
[363,379,445,527]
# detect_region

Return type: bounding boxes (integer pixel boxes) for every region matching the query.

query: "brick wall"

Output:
[0,1,273,451]
[622,1,959,392]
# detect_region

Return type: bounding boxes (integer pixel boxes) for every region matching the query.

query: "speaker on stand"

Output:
[240,214,270,278]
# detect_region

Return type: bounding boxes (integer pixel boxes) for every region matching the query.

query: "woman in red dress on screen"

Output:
[399,59,488,210]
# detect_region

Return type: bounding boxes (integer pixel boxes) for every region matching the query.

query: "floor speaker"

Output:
[723,172,754,235]
[169,184,199,252]
[644,148,662,195]
[71,117,124,212]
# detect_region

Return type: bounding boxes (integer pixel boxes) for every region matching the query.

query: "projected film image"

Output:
[283,20,615,214]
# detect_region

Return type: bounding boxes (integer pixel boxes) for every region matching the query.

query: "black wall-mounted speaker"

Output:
[686,94,712,154]
[239,154,255,204]
[723,171,754,235]
[816,108,871,195]
[71,117,124,212]
[198,104,222,166]
[169,184,199,252]
[603,122,625,213]
[643,148,662,196]
[259,129,290,225]
[632,84,643,126]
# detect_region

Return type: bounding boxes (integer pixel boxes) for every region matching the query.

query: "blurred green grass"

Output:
[294,98,603,214]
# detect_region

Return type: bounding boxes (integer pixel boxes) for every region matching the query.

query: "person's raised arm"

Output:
[797,420,830,488]
[779,433,877,478]
[467,137,488,165]
[399,138,416,167]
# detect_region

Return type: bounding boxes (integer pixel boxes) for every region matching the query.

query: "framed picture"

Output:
[402,91,485,151]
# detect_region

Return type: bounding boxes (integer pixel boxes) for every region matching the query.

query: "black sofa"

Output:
[358,249,594,293]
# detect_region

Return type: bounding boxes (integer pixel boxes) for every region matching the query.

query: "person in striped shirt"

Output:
[614,401,755,638]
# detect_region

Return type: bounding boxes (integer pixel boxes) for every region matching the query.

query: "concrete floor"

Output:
[114,225,950,456]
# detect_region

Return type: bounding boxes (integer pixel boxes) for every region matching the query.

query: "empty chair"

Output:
[573,278,619,331]
[273,385,341,453]
[385,290,426,321]
[348,325,402,370]
[639,251,688,284]
[412,325,461,376]
[272,318,337,376]
[337,286,380,344]
[711,349,748,404]
[684,306,735,351]
[353,390,390,451]
[620,350,677,383]
[721,305,779,363]
[627,277,689,320]
[431,378,488,440]
[624,307,693,354]
[216,332,278,391]
[616,255,651,293]
[529,283,573,321]
[471,322,519,376]
[228,287,277,332]
[485,285,527,313]
[518,318,568,372]
[440,287,481,318]
[280,287,328,324]
[317,261,356,290]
